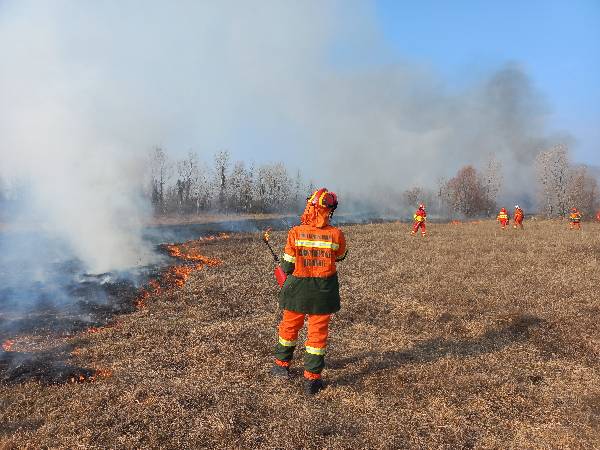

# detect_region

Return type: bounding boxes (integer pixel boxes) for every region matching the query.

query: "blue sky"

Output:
[374,0,600,165]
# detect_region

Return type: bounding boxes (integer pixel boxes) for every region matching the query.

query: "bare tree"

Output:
[293,169,304,212]
[255,163,292,212]
[444,166,491,217]
[535,144,570,217]
[212,150,231,213]
[436,176,451,217]
[240,162,255,212]
[402,186,424,208]
[228,160,248,212]
[149,147,171,214]
[567,165,599,217]
[481,155,502,217]
[175,151,200,213]
[191,160,210,214]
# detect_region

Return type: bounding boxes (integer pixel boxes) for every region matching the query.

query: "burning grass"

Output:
[134,234,228,309]
[0,235,227,389]
[1,220,599,448]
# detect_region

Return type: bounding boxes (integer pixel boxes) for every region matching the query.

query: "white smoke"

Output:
[0,1,565,272]
[0,1,156,272]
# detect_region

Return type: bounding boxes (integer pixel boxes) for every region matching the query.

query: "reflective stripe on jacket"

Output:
[279,224,346,314]
[284,225,346,278]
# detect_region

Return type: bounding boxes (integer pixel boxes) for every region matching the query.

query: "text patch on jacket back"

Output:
[284,225,346,278]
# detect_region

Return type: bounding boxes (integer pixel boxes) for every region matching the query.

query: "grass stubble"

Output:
[1,219,599,449]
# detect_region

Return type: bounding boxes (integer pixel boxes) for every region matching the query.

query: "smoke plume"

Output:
[0,1,564,273]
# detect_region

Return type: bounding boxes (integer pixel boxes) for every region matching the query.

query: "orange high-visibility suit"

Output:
[411,205,427,236]
[497,208,509,229]
[569,208,582,230]
[513,207,524,229]
[274,188,347,392]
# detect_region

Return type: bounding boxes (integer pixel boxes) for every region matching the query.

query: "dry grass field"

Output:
[1,219,599,449]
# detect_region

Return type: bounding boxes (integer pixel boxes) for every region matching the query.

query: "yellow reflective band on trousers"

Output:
[283,253,296,263]
[278,336,297,347]
[305,345,326,356]
[295,240,340,250]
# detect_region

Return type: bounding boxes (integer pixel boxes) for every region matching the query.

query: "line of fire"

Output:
[0,233,230,385]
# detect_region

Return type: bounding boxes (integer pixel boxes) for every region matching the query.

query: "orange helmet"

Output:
[571,207,578,212]
[307,188,338,211]
[500,207,507,212]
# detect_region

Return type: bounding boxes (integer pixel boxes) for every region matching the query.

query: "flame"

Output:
[90,368,114,381]
[451,220,462,225]
[263,227,272,242]
[85,321,121,335]
[135,233,228,309]
[2,339,15,351]
[68,368,113,384]
[163,244,221,266]
[163,264,199,288]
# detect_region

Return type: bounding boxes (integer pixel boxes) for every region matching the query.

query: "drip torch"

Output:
[262,228,287,287]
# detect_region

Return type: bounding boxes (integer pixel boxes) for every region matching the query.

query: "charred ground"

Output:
[1,220,599,448]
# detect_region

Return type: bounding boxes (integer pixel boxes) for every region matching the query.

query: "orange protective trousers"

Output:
[514,217,523,229]
[499,219,508,229]
[412,221,426,235]
[276,310,331,379]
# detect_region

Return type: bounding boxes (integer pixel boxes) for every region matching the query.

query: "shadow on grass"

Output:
[329,314,544,385]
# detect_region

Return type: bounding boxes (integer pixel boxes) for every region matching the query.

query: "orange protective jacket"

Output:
[514,208,524,222]
[279,202,347,314]
[283,225,346,278]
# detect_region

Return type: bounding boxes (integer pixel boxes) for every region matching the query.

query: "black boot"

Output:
[271,364,290,378]
[304,378,323,395]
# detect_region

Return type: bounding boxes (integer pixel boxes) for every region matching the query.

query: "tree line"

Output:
[403,145,599,219]
[0,144,597,219]
[148,148,312,215]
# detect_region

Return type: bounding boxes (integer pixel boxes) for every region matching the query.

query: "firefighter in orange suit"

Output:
[411,204,427,236]
[272,188,347,395]
[497,207,509,229]
[569,207,582,230]
[513,205,524,229]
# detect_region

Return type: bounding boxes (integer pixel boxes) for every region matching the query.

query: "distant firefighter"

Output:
[569,207,582,230]
[497,207,509,229]
[411,203,427,237]
[513,205,524,229]
[596,210,600,222]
